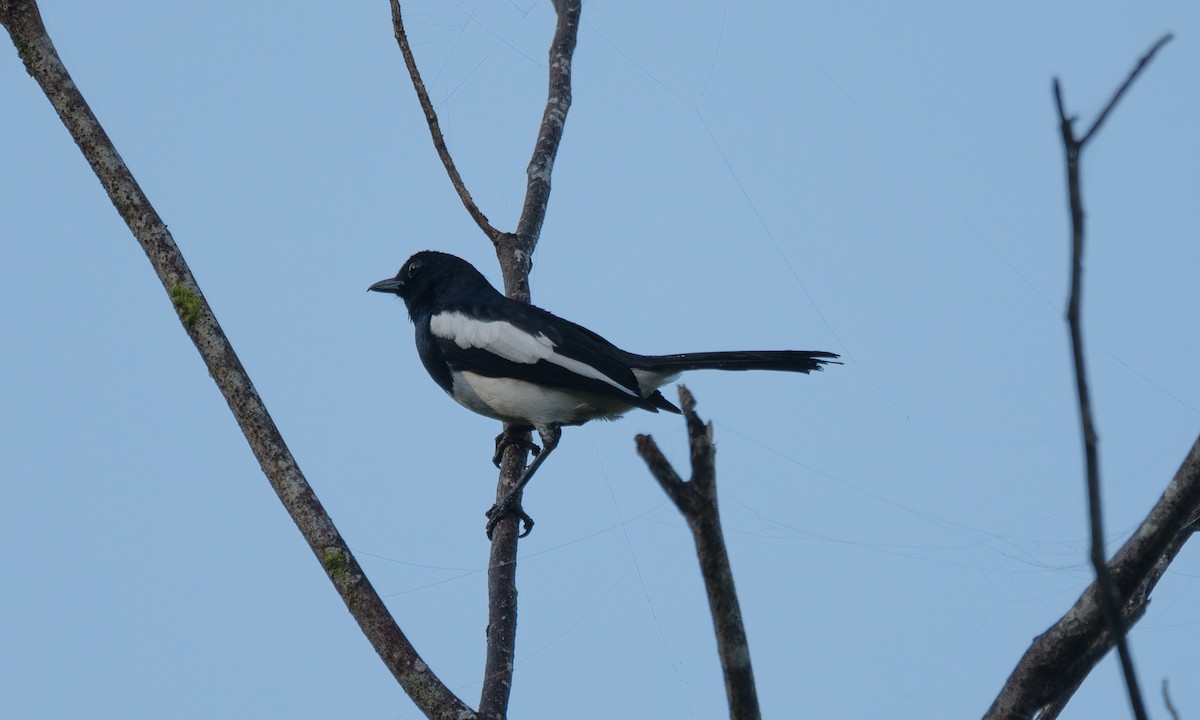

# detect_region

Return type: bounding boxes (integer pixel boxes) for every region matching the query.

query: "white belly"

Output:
[450,371,633,426]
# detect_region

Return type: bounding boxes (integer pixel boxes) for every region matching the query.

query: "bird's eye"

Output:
[408,260,422,278]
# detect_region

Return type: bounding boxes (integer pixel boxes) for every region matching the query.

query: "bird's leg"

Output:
[485,423,562,539]
[492,424,541,468]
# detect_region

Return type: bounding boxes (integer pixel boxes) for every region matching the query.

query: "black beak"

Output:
[368,278,404,294]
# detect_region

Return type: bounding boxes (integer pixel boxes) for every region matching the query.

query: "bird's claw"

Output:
[485,496,535,539]
[492,431,542,468]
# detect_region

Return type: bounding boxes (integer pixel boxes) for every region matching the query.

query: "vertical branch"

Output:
[512,0,580,255]
[1055,77,1146,720]
[636,386,762,720]
[984,34,1177,720]
[477,419,536,718]
[0,2,473,718]
[391,2,581,718]
[478,5,580,715]
[477,491,520,720]
[1052,34,1171,720]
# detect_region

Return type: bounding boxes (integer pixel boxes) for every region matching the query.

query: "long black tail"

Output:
[637,350,840,374]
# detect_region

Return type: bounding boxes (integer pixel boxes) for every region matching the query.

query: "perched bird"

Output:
[370,251,838,537]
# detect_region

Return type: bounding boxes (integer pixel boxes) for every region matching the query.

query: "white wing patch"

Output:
[432,311,553,363]
[431,311,639,397]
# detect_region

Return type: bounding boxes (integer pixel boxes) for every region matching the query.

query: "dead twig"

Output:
[389,0,502,243]
[983,34,1192,720]
[1052,34,1171,720]
[636,386,761,720]
[1163,678,1182,720]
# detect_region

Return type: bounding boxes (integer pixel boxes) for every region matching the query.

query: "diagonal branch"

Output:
[983,436,1200,720]
[1036,514,1199,720]
[1077,34,1173,146]
[0,2,473,718]
[389,0,502,243]
[636,386,761,720]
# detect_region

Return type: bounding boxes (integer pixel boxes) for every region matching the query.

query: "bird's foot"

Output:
[485,494,535,539]
[492,428,541,468]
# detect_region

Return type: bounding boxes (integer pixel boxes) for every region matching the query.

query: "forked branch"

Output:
[982,34,1191,720]
[1053,33,1169,720]
[389,3,582,719]
[388,0,582,301]
[636,386,762,720]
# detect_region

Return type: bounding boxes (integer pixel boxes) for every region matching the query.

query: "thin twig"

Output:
[0,2,473,718]
[1054,35,1172,720]
[984,34,1185,720]
[636,386,762,720]
[1078,34,1173,146]
[1163,679,1182,720]
[389,0,502,243]
[1056,78,1149,720]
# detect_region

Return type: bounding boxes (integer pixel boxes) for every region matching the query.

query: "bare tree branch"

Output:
[389,0,502,243]
[388,1,585,716]
[983,33,1177,720]
[636,386,761,720]
[513,0,579,255]
[476,3,581,715]
[1077,34,1173,146]
[0,3,473,718]
[477,497,520,720]
[1028,513,1198,720]
[983,424,1200,718]
[1047,34,1173,720]
[1163,679,1182,720]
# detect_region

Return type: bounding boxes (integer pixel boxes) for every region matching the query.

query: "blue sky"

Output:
[3,1,1198,718]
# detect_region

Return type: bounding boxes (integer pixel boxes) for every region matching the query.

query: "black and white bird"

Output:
[369,250,838,537]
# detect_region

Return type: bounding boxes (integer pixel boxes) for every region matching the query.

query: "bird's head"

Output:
[369,250,496,321]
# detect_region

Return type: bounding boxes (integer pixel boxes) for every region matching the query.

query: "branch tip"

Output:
[678,384,697,414]
[636,388,760,719]
[388,0,500,243]
[1079,33,1172,147]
